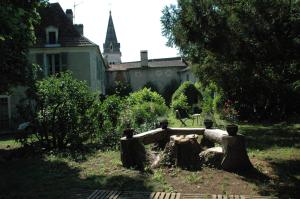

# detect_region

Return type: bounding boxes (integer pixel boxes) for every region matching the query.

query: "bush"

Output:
[200,82,224,115]
[106,81,132,97]
[171,81,202,114]
[35,72,97,150]
[123,88,168,132]
[97,95,125,149]
[143,81,159,93]
[162,79,180,106]
[172,81,202,106]
[171,93,190,116]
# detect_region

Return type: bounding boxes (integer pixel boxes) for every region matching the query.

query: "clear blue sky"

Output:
[49,0,179,62]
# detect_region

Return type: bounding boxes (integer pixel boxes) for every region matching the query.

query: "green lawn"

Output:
[0,117,299,198]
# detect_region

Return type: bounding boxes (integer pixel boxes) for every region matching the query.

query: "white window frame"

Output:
[45,26,60,47]
[46,54,62,76]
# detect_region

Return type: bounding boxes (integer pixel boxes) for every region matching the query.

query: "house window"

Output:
[186,74,189,81]
[47,54,61,75]
[0,95,11,130]
[48,31,56,44]
[45,26,59,45]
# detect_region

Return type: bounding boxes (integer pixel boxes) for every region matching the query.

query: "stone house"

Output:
[0,3,107,131]
[103,12,196,93]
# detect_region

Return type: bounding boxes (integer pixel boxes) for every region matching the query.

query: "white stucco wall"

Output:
[107,66,185,93]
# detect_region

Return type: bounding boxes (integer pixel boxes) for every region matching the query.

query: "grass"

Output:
[0,115,299,198]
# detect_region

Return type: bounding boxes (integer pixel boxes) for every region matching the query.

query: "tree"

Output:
[0,0,46,93]
[162,0,300,120]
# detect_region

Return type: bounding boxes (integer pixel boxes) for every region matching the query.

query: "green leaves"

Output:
[162,0,300,120]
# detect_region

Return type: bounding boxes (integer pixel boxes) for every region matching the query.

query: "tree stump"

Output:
[168,134,202,170]
[120,137,147,170]
[221,135,253,171]
[199,147,224,168]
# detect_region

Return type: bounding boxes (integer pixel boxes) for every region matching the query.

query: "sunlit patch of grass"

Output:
[185,172,203,184]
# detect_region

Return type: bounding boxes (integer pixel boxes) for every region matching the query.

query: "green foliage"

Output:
[35,72,96,150]
[162,0,300,120]
[0,0,47,93]
[105,81,132,97]
[171,82,202,115]
[171,93,190,117]
[98,95,125,149]
[172,81,202,107]
[143,81,159,93]
[162,79,181,105]
[200,82,224,115]
[124,88,168,132]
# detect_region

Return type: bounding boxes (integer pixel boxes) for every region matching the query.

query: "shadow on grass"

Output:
[0,148,153,199]
[239,124,300,150]
[237,159,300,198]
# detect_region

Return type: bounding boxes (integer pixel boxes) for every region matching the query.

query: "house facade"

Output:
[104,12,196,93]
[0,3,107,131]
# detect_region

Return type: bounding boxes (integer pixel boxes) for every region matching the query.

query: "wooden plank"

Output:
[108,191,120,199]
[175,193,181,199]
[165,192,171,199]
[110,191,121,199]
[204,129,228,144]
[159,192,166,199]
[153,192,161,199]
[150,192,157,199]
[168,128,205,136]
[98,190,111,199]
[87,190,99,199]
[121,128,167,145]
[170,193,176,199]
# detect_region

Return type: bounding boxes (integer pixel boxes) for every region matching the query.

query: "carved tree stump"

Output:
[169,134,202,170]
[120,137,147,170]
[221,135,253,171]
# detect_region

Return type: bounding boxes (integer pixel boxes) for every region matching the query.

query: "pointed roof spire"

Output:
[103,11,120,52]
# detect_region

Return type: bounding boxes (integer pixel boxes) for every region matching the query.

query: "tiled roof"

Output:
[108,57,187,71]
[32,3,97,48]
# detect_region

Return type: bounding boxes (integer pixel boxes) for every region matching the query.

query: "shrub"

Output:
[106,81,132,97]
[97,95,125,149]
[172,81,202,107]
[171,81,202,114]
[143,81,159,93]
[35,72,97,150]
[124,88,168,132]
[162,79,180,106]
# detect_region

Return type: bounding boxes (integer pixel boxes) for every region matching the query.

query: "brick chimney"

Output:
[140,50,148,67]
[74,24,84,35]
[66,9,73,24]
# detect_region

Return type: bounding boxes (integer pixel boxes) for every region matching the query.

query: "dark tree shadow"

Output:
[0,148,154,199]
[235,159,300,198]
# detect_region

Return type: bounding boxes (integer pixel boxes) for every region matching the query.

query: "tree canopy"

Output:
[0,0,46,93]
[161,0,300,120]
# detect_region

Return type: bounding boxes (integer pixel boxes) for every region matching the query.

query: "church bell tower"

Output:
[103,11,121,65]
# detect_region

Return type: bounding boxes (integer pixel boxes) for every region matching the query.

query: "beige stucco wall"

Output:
[107,66,185,93]
[67,52,91,87]
[179,69,197,84]
[1,46,106,130]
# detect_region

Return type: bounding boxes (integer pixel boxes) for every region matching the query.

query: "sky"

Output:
[49,0,179,62]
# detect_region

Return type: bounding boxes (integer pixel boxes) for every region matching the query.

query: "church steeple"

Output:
[103,11,121,64]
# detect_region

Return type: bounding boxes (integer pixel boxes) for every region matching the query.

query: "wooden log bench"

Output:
[120,127,252,171]
[203,129,253,171]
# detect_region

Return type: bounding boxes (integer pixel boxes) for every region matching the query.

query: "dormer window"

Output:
[48,31,56,44]
[45,26,59,46]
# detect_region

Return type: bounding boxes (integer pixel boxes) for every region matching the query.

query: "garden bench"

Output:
[120,127,253,171]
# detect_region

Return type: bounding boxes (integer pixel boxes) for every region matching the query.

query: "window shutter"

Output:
[61,53,68,71]
[35,53,44,78]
